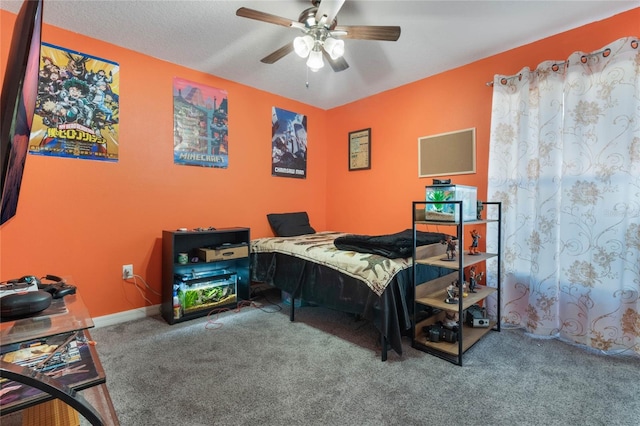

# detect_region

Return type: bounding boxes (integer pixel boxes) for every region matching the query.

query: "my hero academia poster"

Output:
[173,78,228,168]
[28,43,119,161]
[272,107,307,178]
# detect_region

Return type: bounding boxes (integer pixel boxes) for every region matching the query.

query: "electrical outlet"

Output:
[122,264,133,279]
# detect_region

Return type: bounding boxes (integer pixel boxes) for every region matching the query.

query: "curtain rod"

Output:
[485,47,611,87]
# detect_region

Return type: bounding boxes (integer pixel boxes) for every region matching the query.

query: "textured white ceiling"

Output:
[1,0,637,109]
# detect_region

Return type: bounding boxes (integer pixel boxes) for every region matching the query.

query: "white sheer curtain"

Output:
[487,37,640,356]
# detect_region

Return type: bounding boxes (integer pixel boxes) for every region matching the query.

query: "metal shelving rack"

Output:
[411,200,501,365]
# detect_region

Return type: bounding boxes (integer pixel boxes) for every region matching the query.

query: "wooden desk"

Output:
[0,293,118,425]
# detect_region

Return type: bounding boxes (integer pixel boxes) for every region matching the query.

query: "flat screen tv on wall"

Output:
[0,0,43,225]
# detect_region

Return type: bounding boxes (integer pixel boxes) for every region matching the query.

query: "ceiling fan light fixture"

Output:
[237,2,400,73]
[306,49,324,72]
[293,35,314,58]
[323,37,344,60]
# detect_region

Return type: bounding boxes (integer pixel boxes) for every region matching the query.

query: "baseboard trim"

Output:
[92,304,161,328]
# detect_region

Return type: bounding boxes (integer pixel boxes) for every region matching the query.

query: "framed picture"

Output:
[348,128,371,171]
[418,128,476,177]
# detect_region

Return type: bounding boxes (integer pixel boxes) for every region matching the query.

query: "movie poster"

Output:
[28,43,119,162]
[173,78,228,168]
[272,107,307,178]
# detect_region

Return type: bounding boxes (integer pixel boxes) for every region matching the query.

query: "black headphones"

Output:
[7,275,65,286]
[41,275,65,284]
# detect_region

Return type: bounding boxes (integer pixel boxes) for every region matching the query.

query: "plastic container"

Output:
[173,290,182,319]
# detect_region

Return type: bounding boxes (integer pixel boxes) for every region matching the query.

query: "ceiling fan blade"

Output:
[260,42,294,64]
[236,7,297,28]
[323,50,349,72]
[334,25,401,41]
[315,0,346,26]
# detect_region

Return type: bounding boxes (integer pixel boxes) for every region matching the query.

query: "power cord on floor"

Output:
[250,284,283,312]
[123,274,161,306]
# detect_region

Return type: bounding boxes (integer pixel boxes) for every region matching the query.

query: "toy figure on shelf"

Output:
[441,235,457,260]
[468,266,485,293]
[469,229,481,255]
[476,201,484,220]
[445,279,467,303]
[443,311,459,330]
[445,280,458,304]
[468,266,478,293]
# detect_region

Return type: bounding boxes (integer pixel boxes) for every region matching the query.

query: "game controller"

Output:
[36,275,77,299]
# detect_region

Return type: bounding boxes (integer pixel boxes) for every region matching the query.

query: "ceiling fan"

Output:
[236,0,401,72]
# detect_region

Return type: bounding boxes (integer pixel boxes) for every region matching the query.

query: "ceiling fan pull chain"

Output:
[306,66,310,89]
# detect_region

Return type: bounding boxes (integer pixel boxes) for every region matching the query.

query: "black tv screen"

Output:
[0,0,43,225]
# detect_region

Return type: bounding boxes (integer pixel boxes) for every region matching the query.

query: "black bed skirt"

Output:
[250,251,443,358]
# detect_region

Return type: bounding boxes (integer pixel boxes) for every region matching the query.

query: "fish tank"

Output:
[425,184,477,222]
[174,269,237,314]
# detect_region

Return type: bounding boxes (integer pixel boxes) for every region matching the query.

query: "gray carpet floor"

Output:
[86,288,639,426]
[3,288,639,425]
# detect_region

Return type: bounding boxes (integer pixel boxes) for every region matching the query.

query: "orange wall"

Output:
[325,8,639,234]
[1,7,638,318]
[0,9,328,317]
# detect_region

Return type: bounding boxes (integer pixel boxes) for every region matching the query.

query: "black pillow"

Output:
[267,212,316,237]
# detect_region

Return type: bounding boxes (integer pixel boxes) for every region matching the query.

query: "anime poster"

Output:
[28,43,119,161]
[173,78,228,168]
[272,107,307,178]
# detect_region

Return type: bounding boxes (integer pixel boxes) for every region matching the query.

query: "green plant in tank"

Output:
[181,289,198,310]
[180,284,235,310]
[427,189,451,212]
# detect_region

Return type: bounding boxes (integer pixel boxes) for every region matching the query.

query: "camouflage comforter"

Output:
[250,231,412,297]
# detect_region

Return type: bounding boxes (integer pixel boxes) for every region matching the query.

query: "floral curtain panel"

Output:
[487,37,640,356]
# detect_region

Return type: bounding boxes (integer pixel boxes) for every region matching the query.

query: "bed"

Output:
[250,224,450,361]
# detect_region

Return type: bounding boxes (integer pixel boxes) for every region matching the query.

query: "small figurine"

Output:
[468,266,478,293]
[476,201,484,220]
[445,280,458,304]
[445,279,467,303]
[443,311,459,329]
[468,266,484,293]
[469,229,481,255]
[441,235,457,260]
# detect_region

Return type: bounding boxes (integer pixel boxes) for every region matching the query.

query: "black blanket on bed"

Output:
[333,229,452,258]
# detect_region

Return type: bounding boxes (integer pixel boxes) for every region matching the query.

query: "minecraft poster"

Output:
[28,43,119,162]
[272,107,307,178]
[173,78,228,168]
